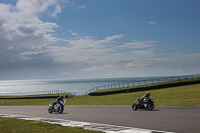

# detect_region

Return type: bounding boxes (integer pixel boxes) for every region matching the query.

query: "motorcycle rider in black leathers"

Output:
[53,95,64,108]
[138,92,150,103]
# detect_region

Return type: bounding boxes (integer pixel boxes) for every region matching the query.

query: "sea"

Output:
[0,77,159,95]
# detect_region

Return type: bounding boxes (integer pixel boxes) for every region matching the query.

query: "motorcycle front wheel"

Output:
[147,103,154,110]
[132,103,138,110]
[48,106,53,113]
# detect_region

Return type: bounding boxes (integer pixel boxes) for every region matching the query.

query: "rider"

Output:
[139,92,150,103]
[53,95,64,108]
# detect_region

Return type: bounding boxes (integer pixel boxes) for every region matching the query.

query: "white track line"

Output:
[0,114,174,133]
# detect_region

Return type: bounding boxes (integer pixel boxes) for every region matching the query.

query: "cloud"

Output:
[16,0,68,17]
[68,30,79,36]
[115,40,157,49]
[148,21,156,24]
[0,0,64,46]
[0,0,68,79]
[77,5,86,9]
[47,34,123,64]
[80,65,114,72]
[105,34,123,42]
[46,34,200,77]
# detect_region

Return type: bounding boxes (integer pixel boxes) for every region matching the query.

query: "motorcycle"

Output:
[132,97,154,111]
[48,100,66,113]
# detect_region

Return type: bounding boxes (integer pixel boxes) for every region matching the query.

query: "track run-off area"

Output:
[0,105,200,133]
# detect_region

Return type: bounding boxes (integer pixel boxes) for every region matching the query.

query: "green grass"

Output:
[0,98,54,106]
[1,84,200,106]
[0,117,102,133]
[67,84,200,106]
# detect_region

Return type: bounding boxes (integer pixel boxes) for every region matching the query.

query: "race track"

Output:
[0,105,199,133]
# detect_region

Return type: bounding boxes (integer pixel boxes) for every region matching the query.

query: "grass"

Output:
[0,117,103,133]
[67,84,200,106]
[0,98,53,106]
[0,84,200,106]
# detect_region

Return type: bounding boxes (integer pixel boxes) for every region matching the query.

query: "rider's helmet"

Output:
[59,95,63,99]
[146,92,150,97]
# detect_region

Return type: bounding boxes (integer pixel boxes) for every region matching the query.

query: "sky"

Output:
[0,0,200,80]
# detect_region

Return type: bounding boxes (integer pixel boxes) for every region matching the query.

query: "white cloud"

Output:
[0,0,65,48]
[105,34,123,42]
[80,65,114,72]
[68,30,79,36]
[77,5,86,9]
[126,63,136,68]
[148,21,156,24]
[68,34,122,50]
[116,40,157,49]
[46,34,123,64]
[16,0,68,17]
[0,0,69,79]
[46,34,200,77]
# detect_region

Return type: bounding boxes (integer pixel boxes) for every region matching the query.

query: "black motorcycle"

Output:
[132,97,154,111]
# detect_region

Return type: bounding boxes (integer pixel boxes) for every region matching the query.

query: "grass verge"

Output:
[67,84,200,106]
[0,117,103,133]
[0,84,200,106]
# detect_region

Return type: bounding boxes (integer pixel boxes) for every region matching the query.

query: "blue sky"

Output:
[0,0,200,80]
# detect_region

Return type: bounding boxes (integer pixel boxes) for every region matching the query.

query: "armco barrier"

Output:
[89,79,200,96]
[86,74,200,95]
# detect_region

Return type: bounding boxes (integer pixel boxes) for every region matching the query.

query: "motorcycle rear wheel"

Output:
[58,106,64,113]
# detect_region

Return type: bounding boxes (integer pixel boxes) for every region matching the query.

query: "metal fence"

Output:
[85,74,200,95]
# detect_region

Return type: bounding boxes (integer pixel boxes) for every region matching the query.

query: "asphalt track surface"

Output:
[0,105,199,133]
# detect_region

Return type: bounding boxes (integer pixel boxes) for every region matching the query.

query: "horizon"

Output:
[0,73,198,81]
